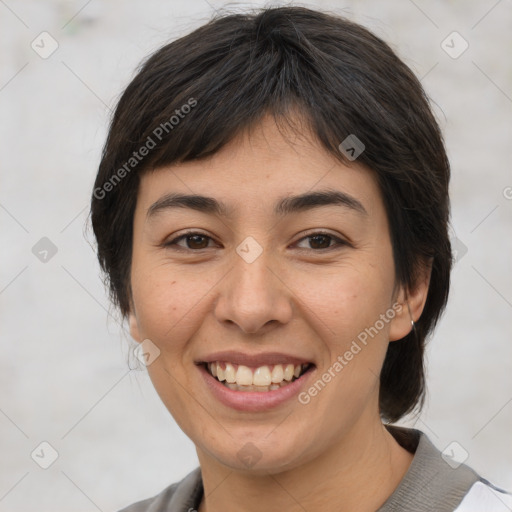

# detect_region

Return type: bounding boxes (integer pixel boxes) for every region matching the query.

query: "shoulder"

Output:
[380,426,512,512]
[455,480,512,512]
[116,467,203,512]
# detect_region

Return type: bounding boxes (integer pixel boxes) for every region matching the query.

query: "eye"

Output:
[164,231,217,250]
[163,231,349,252]
[294,232,348,250]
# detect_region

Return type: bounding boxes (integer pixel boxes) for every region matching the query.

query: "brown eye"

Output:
[164,232,216,250]
[294,232,348,251]
[185,234,210,249]
[308,234,333,249]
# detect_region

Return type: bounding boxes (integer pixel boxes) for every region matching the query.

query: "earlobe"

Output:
[389,261,432,342]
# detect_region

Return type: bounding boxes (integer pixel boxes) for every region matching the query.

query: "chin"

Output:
[202,431,314,476]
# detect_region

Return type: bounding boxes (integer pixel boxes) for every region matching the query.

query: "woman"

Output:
[90,6,511,511]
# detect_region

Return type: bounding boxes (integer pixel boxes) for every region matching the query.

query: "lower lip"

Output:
[198,364,315,412]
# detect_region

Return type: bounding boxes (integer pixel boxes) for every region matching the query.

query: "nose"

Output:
[214,249,293,334]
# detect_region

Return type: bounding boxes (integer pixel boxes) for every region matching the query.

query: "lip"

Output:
[196,350,313,368]
[197,362,316,412]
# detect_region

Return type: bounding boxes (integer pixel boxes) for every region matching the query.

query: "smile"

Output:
[205,362,312,392]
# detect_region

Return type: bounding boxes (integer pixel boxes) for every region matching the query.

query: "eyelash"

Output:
[163,230,349,252]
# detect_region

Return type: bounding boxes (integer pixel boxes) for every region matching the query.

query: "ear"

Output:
[127,285,143,343]
[128,305,142,343]
[388,259,432,342]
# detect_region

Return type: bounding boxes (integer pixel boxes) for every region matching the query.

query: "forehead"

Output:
[137,114,382,218]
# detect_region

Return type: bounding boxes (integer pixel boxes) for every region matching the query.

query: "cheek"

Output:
[294,267,393,424]
[129,265,214,431]
[130,262,214,351]
[291,261,394,345]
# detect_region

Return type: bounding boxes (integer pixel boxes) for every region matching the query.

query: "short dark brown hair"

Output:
[90,6,452,422]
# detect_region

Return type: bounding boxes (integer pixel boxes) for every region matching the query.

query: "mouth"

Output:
[202,361,314,392]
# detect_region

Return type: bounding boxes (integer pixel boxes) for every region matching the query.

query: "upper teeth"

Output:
[208,362,307,386]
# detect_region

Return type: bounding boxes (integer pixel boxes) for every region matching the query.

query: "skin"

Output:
[128,114,431,512]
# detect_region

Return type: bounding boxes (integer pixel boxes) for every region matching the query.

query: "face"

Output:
[129,115,422,474]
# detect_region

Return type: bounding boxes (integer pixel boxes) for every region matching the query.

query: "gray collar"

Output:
[377,425,479,511]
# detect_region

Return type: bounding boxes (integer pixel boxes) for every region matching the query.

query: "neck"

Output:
[196,419,414,512]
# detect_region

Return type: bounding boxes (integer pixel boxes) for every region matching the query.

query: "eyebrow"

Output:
[146,189,367,220]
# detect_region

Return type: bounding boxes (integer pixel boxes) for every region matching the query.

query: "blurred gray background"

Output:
[1,0,511,510]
